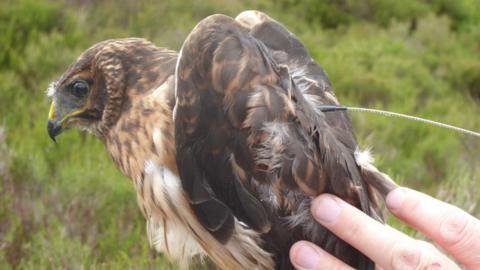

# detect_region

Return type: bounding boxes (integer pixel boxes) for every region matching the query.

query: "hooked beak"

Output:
[47,120,62,142]
[47,102,62,142]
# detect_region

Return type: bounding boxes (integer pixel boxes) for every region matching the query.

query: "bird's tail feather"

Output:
[354,148,399,199]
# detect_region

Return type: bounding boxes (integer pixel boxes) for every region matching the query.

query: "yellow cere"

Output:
[48,102,56,120]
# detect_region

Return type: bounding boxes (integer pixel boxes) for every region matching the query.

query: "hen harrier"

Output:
[47,11,395,270]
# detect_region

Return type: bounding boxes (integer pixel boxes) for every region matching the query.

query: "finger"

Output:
[311,194,462,270]
[289,241,355,270]
[311,194,407,267]
[386,187,480,269]
[388,240,461,270]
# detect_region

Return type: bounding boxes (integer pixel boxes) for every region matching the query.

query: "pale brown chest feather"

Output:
[104,77,177,187]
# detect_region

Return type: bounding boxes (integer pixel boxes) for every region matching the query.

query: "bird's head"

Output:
[46,38,159,141]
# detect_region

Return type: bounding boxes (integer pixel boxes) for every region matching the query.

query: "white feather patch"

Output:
[152,128,162,153]
[46,82,56,98]
[152,75,173,98]
[354,147,374,168]
[144,160,156,175]
[144,161,204,266]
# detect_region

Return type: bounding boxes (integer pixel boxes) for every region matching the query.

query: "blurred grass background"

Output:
[0,0,479,269]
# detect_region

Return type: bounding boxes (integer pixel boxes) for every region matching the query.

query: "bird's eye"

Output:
[70,80,90,98]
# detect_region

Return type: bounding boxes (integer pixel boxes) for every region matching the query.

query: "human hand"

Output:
[289,187,480,269]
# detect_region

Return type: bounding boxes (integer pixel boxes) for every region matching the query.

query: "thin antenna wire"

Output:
[318,105,480,138]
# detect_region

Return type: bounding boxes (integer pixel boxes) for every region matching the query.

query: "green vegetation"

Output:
[0,0,479,268]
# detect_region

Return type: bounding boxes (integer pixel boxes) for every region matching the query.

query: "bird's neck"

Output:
[103,75,178,185]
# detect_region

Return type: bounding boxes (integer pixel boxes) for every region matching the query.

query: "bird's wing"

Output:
[174,14,380,246]
[236,11,382,217]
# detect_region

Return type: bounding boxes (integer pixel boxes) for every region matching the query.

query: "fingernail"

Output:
[386,188,406,212]
[294,244,320,269]
[313,196,341,224]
